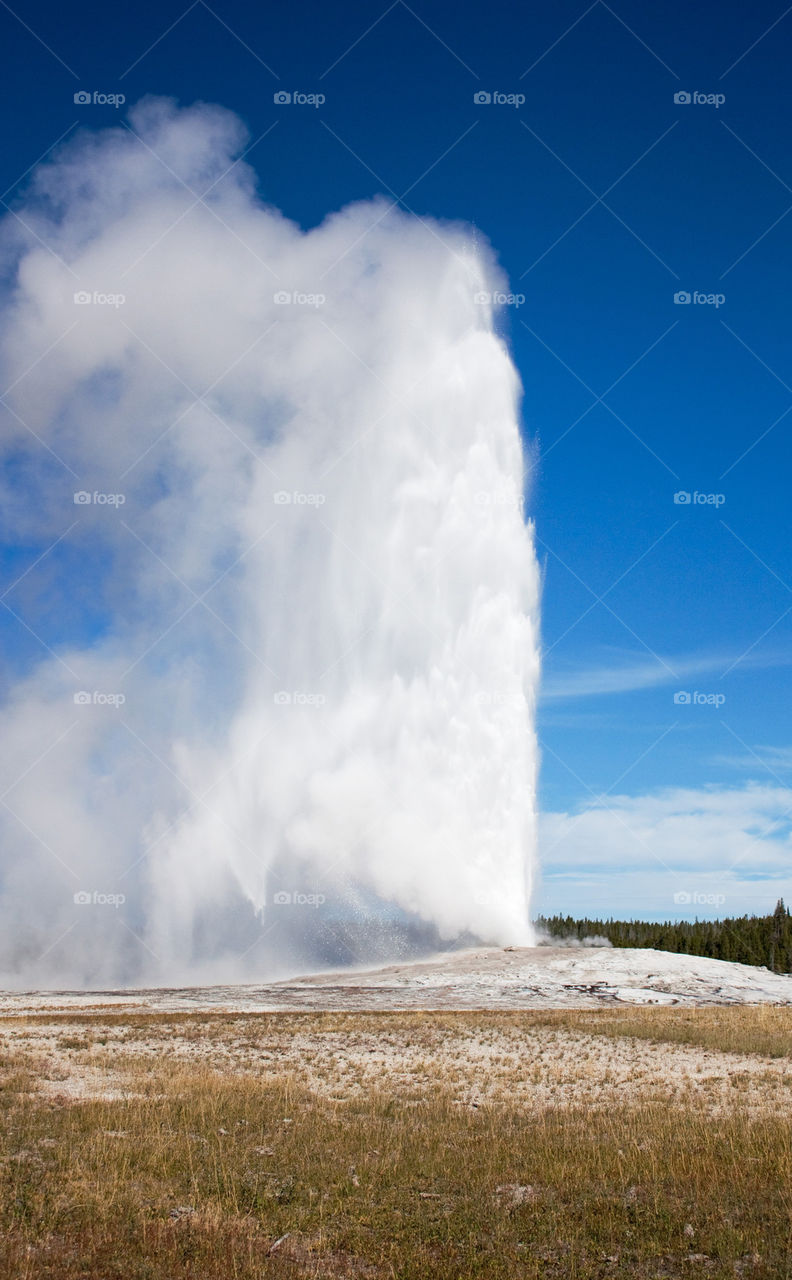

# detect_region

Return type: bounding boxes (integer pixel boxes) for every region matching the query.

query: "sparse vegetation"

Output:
[1,1008,791,1277]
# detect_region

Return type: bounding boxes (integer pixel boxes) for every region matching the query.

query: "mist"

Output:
[0,98,540,987]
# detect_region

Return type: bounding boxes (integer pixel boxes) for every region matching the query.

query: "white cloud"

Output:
[538,783,792,919]
[714,745,792,776]
[542,648,792,701]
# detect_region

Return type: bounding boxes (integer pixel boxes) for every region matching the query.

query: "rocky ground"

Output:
[1,945,791,1014]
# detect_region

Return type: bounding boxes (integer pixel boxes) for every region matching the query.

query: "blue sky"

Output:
[1,0,791,927]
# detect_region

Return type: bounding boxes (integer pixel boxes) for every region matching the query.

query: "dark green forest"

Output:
[537,899,792,973]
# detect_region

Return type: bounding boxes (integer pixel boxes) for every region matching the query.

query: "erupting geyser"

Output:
[0,99,540,986]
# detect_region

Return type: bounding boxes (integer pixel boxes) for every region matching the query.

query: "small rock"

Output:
[266,1233,290,1256]
[495,1183,536,1206]
[734,1253,762,1272]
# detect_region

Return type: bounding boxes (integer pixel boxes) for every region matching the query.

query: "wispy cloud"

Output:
[713,745,792,774]
[542,647,792,701]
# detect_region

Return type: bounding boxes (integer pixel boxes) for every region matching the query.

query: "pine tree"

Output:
[533,905,792,972]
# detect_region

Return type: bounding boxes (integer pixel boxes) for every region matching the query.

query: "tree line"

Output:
[536,900,792,973]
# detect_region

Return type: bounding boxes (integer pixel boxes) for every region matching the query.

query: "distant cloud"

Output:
[542,647,792,701]
[713,745,792,776]
[538,782,792,920]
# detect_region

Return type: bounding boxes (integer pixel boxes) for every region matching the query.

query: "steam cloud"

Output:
[0,98,540,986]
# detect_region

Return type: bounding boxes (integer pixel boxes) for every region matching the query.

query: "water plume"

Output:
[0,98,540,985]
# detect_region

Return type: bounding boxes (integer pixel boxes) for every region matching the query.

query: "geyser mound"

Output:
[0,98,540,985]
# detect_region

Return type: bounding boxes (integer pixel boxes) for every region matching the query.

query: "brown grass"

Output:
[1,1007,791,1278]
[6,1001,792,1054]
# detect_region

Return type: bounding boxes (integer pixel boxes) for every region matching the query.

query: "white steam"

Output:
[0,98,540,986]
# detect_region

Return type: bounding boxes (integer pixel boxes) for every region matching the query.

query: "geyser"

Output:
[0,99,540,986]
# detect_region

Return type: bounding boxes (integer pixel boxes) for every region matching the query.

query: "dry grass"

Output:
[6,1001,792,1056]
[545,1004,792,1059]
[1,1008,791,1278]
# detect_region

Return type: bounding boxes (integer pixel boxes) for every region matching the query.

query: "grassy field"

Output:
[538,1003,792,1059]
[1,1006,791,1279]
